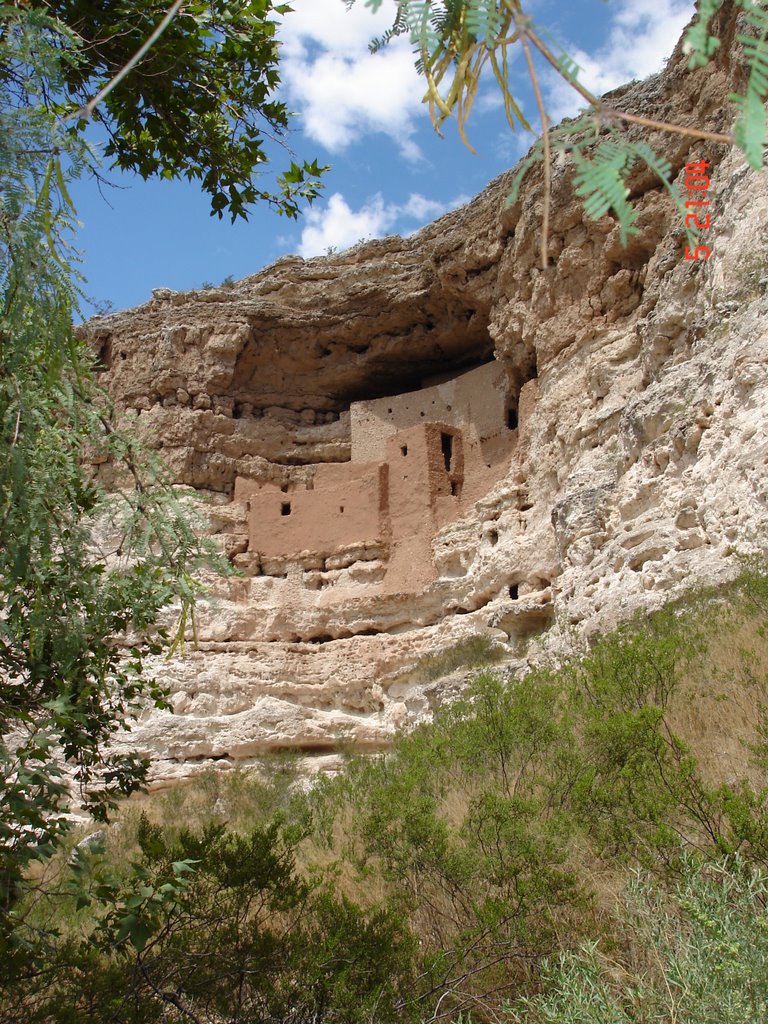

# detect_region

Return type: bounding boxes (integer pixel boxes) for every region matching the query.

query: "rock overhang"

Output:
[89,3,768,779]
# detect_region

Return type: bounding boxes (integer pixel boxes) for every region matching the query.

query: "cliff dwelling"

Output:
[78,8,768,781]
[232,361,538,594]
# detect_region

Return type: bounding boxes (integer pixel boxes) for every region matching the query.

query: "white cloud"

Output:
[278,0,696,165]
[299,193,389,255]
[298,190,467,257]
[279,0,424,158]
[476,89,506,115]
[280,0,396,59]
[400,193,450,220]
[544,0,695,120]
[494,128,536,167]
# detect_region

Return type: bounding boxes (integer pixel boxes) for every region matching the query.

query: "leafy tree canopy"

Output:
[20,0,327,221]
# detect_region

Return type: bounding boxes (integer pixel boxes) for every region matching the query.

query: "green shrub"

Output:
[508,857,768,1024]
[307,582,768,1015]
[8,813,418,1024]
[10,566,768,1021]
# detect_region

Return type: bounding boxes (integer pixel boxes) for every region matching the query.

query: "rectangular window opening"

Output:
[281,502,291,517]
[400,445,408,457]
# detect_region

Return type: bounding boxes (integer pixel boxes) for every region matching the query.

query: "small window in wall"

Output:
[507,404,518,430]
[440,432,453,473]
[509,583,519,600]
[246,500,251,513]
[281,483,289,493]
[401,445,408,457]
[339,506,344,514]
[451,481,460,497]
[281,502,291,516]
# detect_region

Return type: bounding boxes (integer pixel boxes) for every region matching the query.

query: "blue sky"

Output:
[70,0,696,316]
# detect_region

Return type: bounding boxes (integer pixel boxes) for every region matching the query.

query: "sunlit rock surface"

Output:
[86,6,768,783]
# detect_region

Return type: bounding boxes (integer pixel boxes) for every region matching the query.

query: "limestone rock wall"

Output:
[89,4,768,783]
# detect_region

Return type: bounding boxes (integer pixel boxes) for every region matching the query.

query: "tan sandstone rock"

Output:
[83,4,768,784]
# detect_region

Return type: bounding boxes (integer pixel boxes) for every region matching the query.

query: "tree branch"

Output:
[518,27,551,271]
[523,22,734,147]
[66,0,187,123]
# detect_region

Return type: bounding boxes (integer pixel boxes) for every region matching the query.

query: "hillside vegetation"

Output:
[6,562,768,1022]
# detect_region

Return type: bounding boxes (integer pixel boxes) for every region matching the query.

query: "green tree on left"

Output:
[0,0,324,975]
[36,0,328,222]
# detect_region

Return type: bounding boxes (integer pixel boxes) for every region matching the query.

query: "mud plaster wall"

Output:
[238,462,387,558]
[241,421,466,577]
[382,423,464,591]
[351,361,509,462]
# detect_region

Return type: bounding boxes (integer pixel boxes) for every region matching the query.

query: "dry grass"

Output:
[667,595,768,786]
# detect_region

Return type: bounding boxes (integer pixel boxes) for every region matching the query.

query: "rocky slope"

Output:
[86,4,768,783]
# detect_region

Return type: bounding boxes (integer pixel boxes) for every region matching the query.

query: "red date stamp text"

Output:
[683,159,712,261]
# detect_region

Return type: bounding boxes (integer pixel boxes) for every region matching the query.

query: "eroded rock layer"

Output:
[88,6,768,782]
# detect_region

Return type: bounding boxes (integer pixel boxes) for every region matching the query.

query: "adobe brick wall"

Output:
[382,422,465,592]
[243,462,387,559]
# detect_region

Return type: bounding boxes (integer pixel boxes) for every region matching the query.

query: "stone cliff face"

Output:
[87,5,768,782]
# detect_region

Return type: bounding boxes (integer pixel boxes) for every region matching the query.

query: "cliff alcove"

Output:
[87,5,768,784]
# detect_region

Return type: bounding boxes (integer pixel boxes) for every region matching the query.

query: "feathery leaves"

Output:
[732,2,768,169]
[352,0,765,263]
[573,143,638,242]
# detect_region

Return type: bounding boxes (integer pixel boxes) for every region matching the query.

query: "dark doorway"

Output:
[281,502,291,516]
[441,431,454,472]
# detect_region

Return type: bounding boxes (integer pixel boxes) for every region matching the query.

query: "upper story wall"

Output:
[351,361,509,462]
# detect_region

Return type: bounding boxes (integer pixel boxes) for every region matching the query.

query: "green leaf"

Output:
[572,142,638,243]
[172,859,198,875]
[731,88,766,170]
[114,912,138,945]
